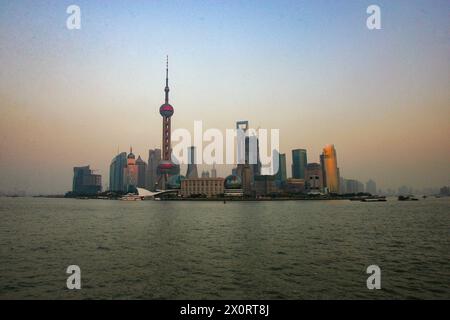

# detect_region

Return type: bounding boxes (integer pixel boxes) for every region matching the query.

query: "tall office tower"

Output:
[321,144,339,193]
[247,134,261,178]
[366,179,377,195]
[109,152,127,192]
[123,147,138,193]
[291,149,307,179]
[236,120,261,181]
[146,148,161,191]
[73,166,102,195]
[306,163,323,190]
[242,164,252,196]
[211,162,217,178]
[236,120,249,167]
[157,56,178,189]
[136,155,147,188]
[275,153,287,187]
[186,146,199,179]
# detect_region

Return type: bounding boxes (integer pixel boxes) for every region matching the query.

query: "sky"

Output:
[0,0,449,194]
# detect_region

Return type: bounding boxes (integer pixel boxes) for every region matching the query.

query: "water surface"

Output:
[0,197,449,299]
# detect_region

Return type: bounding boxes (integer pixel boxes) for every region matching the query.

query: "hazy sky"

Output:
[0,0,449,194]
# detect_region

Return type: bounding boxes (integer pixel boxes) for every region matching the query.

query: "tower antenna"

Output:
[165,55,170,104]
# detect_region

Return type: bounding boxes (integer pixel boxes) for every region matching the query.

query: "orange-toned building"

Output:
[321,144,339,194]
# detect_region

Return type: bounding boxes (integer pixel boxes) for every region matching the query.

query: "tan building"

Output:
[181,178,225,198]
[306,163,323,190]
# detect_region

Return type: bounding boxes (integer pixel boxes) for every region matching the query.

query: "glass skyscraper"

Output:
[109,152,127,192]
[275,153,287,186]
[291,149,307,179]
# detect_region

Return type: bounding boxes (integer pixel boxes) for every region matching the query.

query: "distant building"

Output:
[236,120,261,182]
[344,179,364,194]
[241,164,253,196]
[109,152,127,192]
[285,178,305,194]
[211,163,217,178]
[320,153,327,189]
[146,149,161,191]
[181,178,225,198]
[357,181,364,193]
[186,146,199,179]
[439,186,449,196]
[123,148,138,193]
[136,156,147,188]
[398,185,412,196]
[72,166,102,195]
[306,163,323,191]
[201,170,210,178]
[337,167,341,193]
[309,163,324,190]
[275,153,287,187]
[254,175,277,196]
[339,176,346,194]
[291,149,307,179]
[366,179,377,195]
[321,144,339,193]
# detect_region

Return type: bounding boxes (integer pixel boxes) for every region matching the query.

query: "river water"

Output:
[0,197,448,299]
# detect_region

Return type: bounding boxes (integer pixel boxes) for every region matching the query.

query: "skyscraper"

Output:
[236,120,261,182]
[109,152,127,192]
[186,146,199,179]
[291,149,307,179]
[123,147,138,193]
[275,153,287,187]
[241,164,252,196]
[136,155,147,188]
[146,148,161,191]
[157,56,178,189]
[321,144,339,193]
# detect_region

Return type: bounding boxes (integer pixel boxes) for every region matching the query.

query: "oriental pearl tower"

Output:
[157,56,178,190]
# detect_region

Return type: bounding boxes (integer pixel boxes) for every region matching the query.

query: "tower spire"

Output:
[165,55,169,104]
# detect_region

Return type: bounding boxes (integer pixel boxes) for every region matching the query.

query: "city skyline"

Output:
[0,0,449,194]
